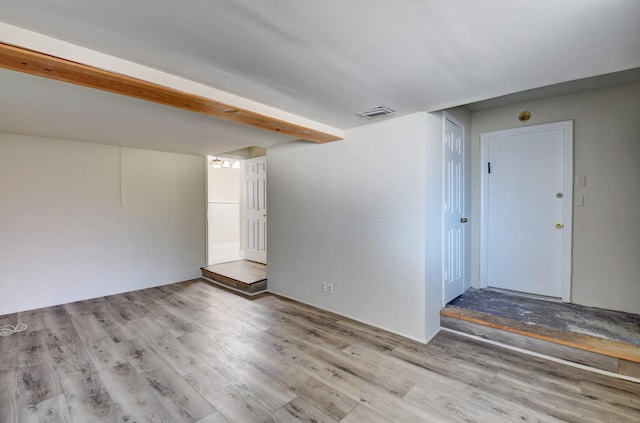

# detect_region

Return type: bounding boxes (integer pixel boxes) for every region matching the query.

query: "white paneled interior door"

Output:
[243,156,267,264]
[481,121,573,300]
[443,115,466,304]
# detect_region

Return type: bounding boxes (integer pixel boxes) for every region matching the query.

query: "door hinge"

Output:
[488,162,491,174]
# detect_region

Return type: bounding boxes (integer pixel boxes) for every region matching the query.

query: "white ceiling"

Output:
[0,68,293,156]
[1,1,639,155]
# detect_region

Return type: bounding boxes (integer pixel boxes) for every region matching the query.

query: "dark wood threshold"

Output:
[441,306,640,378]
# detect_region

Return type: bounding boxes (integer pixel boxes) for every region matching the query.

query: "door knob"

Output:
[555,222,564,229]
[262,214,268,218]
[460,217,468,223]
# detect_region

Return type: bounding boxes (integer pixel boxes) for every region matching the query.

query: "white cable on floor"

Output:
[0,323,27,337]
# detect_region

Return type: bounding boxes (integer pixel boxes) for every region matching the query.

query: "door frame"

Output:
[479,120,573,302]
[442,112,468,305]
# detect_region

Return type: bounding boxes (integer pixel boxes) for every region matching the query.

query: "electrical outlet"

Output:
[321,282,327,292]
[327,283,334,294]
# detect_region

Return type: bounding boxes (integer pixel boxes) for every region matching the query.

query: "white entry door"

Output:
[243,156,267,264]
[443,115,467,304]
[481,121,573,300]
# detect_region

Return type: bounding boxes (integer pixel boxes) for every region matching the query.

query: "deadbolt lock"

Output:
[555,222,564,229]
[460,217,468,223]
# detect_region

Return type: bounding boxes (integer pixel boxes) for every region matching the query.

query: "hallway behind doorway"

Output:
[207,158,242,265]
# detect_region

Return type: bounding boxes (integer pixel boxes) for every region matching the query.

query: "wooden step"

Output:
[441,306,640,378]
[201,260,267,295]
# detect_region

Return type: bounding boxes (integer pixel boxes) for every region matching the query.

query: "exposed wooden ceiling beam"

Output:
[0,42,342,144]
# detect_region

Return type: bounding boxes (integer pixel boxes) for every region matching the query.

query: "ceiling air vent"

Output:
[357,106,397,119]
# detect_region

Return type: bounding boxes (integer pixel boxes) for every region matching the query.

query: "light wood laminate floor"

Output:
[1,279,638,422]
[202,260,267,285]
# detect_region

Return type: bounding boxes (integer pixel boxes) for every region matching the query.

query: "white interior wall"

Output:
[423,111,445,341]
[268,112,442,342]
[471,82,640,314]
[0,133,205,315]
[208,165,241,202]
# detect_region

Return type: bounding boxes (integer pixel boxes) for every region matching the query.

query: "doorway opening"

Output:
[207,155,242,265]
[203,147,268,295]
[206,146,267,266]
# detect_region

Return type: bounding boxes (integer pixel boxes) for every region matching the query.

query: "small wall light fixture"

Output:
[518,111,531,122]
[211,157,241,169]
[211,158,223,168]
